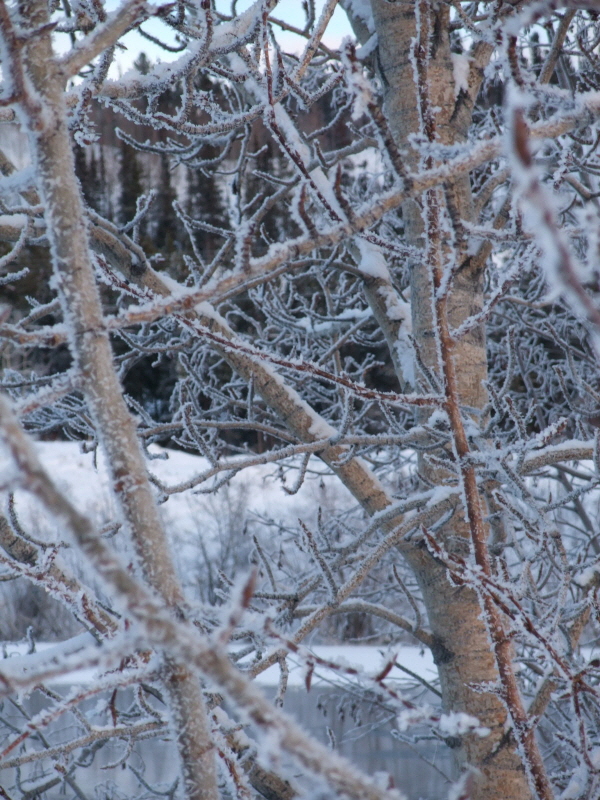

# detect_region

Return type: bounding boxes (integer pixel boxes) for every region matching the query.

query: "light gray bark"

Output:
[4,3,219,798]
[369,2,537,798]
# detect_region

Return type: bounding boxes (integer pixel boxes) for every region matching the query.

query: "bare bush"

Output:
[2,1,600,800]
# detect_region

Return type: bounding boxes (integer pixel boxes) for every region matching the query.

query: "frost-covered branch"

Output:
[0,394,407,800]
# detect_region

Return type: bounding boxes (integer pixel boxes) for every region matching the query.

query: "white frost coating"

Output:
[0,168,36,198]
[273,103,311,164]
[450,53,470,98]
[447,771,478,800]
[0,213,28,228]
[426,485,457,508]
[358,241,415,385]
[308,415,338,438]
[296,307,371,336]
[102,1,265,95]
[395,334,414,386]
[310,166,348,220]
[210,0,264,51]
[341,0,375,33]
[212,706,252,749]
[507,89,600,351]
[194,300,228,323]
[377,285,411,325]
[575,564,600,588]
[439,711,490,738]
[521,438,594,469]
[229,53,347,223]
[357,239,390,279]
[273,104,347,221]
[426,409,449,428]
[356,34,378,61]
[396,704,435,732]
[342,40,374,121]
[158,273,187,297]
[0,633,99,685]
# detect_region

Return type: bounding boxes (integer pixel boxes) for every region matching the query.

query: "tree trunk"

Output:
[11,3,219,798]
[370,1,534,797]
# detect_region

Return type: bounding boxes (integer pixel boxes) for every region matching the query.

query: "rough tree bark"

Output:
[2,2,219,798]
[364,2,538,798]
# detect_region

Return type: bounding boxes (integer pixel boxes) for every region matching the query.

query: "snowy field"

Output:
[2,439,359,606]
[1,638,437,691]
[6,439,355,547]
[6,439,355,538]
[0,441,449,799]
[1,439,435,686]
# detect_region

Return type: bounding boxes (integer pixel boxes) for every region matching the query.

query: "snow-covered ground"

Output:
[0,442,450,800]
[2,439,357,597]
[0,638,436,688]
[0,440,438,690]
[251,644,436,688]
[9,438,325,502]
[6,440,354,546]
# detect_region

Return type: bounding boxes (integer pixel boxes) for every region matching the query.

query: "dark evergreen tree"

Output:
[74,143,104,213]
[133,51,151,75]
[97,146,112,219]
[245,131,284,248]
[186,162,227,265]
[118,139,144,227]
[153,153,179,252]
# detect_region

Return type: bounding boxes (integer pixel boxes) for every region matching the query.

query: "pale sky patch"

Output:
[92,0,353,79]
